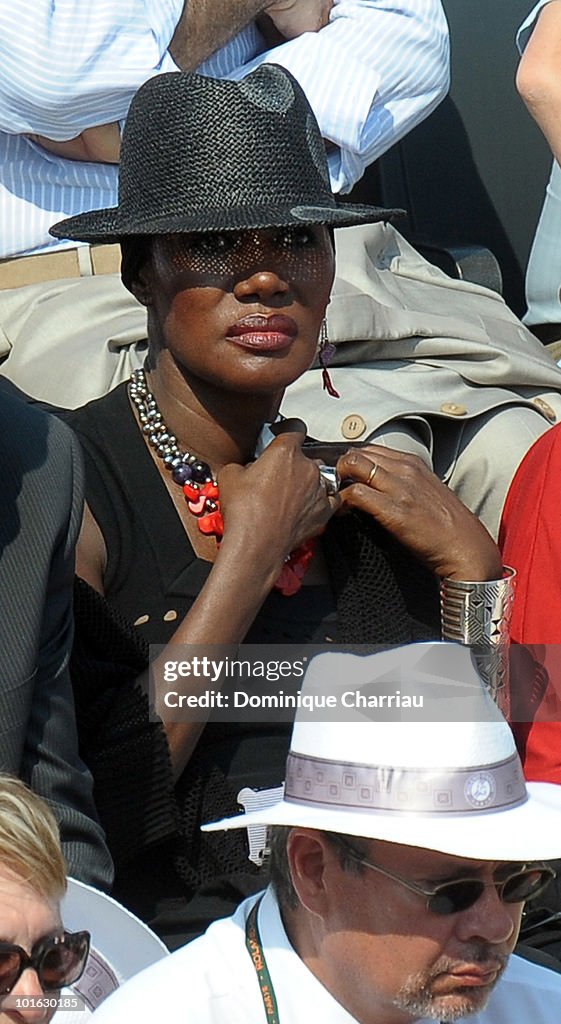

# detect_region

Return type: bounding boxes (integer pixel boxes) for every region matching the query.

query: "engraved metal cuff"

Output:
[440,568,516,710]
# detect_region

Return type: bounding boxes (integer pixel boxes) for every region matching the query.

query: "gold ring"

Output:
[367,463,378,487]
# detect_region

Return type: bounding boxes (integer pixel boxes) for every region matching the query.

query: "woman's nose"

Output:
[6,967,52,1022]
[233,269,291,303]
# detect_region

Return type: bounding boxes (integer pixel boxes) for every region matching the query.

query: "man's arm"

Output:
[28,1,330,164]
[220,0,450,193]
[27,0,270,163]
[170,0,331,67]
[27,123,122,164]
[170,0,270,68]
[261,0,333,39]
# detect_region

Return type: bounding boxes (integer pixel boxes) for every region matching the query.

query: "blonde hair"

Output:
[0,776,66,900]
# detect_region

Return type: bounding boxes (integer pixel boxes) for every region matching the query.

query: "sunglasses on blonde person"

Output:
[0,930,90,996]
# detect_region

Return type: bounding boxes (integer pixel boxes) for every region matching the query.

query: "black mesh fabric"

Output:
[71,577,178,867]
[173,755,261,893]
[325,510,441,644]
[70,513,439,894]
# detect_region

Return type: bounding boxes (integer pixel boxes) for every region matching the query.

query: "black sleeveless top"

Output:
[66,384,440,947]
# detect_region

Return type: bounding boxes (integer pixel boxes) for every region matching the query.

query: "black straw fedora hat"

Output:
[50,65,401,243]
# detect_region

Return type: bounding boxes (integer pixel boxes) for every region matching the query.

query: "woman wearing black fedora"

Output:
[50,66,512,945]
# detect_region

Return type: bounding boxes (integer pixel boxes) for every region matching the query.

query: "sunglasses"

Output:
[0,930,90,996]
[339,843,555,915]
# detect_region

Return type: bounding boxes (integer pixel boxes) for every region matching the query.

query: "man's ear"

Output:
[287,829,338,918]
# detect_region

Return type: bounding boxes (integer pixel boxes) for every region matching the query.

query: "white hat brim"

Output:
[203,782,561,862]
[54,879,168,1023]
[62,878,168,978]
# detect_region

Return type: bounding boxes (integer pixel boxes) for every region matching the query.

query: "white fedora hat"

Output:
[203,643,561,861]
[54,879,168,1023]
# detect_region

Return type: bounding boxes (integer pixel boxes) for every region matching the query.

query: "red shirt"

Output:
[499,426,561,782]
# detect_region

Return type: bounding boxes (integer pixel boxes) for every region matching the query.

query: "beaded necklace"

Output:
[128,368,315,596]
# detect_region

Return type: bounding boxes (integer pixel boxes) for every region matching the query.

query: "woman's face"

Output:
[137,225,335,396]
[0,865,62,1024]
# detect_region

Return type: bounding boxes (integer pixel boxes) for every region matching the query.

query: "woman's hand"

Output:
[336,446,503,582]
[217,422,340,585]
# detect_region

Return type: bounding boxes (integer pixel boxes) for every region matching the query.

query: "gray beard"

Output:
[391,948,509,1023]
[393,988,488,1022]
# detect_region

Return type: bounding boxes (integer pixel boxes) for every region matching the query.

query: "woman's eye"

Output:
[276,226,320,250]
[184,233,240,256]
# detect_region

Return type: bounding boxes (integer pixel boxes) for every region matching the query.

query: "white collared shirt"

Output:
[0,0,449,258]
[88,885,561,1024]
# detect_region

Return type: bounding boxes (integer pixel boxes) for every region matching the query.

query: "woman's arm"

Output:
[336,446,512,712]
[76,429,338,779]
[516,1,561,166]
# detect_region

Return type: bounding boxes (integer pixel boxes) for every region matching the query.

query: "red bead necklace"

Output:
[129,369,315,596]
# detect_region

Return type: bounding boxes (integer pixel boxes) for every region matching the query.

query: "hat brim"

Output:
[202,782,561,862]
[49,202,403,245]
[58,878,168,1022]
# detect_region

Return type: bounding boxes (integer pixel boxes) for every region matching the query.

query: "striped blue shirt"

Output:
[0,0,449,258]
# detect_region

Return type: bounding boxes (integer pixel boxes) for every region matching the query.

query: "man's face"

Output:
[315,839,522,1024]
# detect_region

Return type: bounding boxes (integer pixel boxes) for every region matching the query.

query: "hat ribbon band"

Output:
[284,751,527,815]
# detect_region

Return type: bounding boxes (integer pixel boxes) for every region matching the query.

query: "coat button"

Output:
[440,402,467,416]
[531,397,557,423]
[341,414,367,439]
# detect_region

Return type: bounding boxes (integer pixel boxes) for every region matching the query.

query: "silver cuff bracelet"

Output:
[440,568,516,712]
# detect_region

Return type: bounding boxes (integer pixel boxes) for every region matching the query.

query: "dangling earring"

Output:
[319,319,340,399]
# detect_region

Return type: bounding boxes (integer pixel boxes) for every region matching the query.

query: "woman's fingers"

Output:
[218,430,340,562]
[336,447,502,582]
[264,431,342,516]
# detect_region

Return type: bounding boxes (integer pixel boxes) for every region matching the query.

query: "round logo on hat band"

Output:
[464,772,497,808]
[284,751,527,815]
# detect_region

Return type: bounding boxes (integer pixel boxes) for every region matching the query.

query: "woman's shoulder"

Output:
[62,380,147,539]
[64,383,144,599]
[64,380,132,440]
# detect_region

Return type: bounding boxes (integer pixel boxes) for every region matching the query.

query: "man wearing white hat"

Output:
[89,643,561,1024]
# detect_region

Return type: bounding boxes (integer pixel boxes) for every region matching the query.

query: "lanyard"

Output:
[245,897,443,1024]
[245,898,280,1024]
